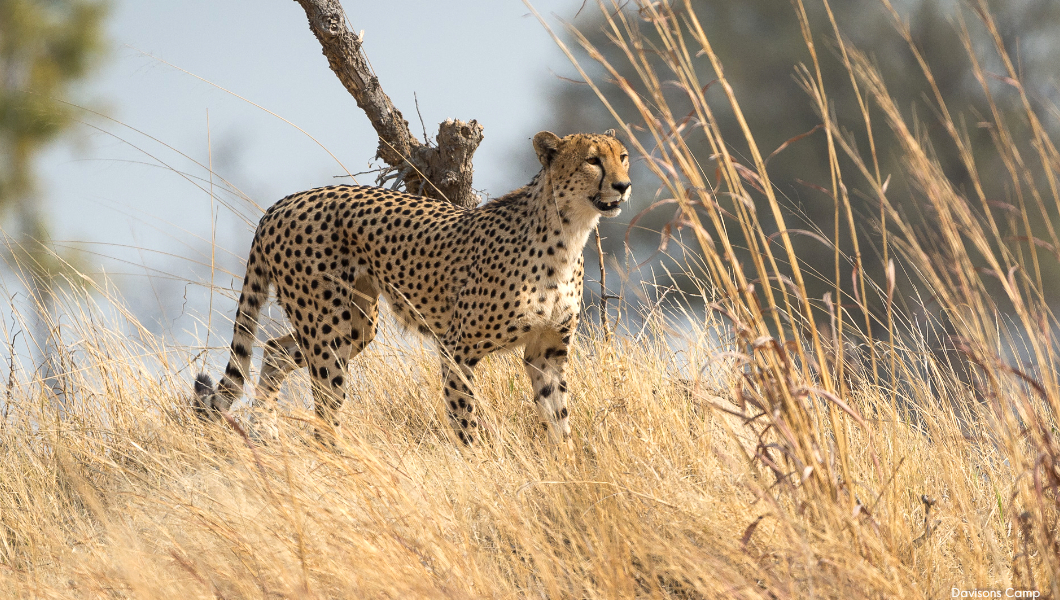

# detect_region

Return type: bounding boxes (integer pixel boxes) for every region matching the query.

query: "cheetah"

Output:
[194,130,632,445]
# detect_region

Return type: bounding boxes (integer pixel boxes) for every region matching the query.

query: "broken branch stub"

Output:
[293,0,483,208]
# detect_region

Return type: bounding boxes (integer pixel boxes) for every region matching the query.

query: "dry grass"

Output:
[0,289,1037,599]
[0,0,1057,597]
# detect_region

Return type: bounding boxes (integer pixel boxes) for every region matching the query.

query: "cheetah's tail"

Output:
[191,372,216,419]
[193,235,270,419]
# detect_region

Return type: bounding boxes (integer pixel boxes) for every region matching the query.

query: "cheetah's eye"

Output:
[586,156,601,166]
[620,154,629,162]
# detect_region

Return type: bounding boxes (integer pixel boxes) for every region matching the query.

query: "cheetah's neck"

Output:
[491,169,602,262]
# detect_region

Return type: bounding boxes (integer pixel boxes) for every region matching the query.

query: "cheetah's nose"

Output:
[611,181,631,194]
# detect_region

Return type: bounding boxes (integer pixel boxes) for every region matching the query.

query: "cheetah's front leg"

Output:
[523,330,572,444]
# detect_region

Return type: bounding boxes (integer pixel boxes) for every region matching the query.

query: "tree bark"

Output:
[293,0,484,208]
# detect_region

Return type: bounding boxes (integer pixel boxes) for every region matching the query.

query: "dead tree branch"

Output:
[293,0,484,208]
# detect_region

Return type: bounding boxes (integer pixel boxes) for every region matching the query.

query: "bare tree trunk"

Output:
[293,0,484,208]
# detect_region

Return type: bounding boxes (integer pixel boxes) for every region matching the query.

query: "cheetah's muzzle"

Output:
[591,193,623,214]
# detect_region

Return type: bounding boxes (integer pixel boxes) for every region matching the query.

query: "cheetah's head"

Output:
[533,130,632,218]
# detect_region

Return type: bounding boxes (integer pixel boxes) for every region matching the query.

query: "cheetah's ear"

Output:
[533,131,561,166]
[604,129,617,138]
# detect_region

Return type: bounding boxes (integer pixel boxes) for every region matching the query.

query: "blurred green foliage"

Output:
[0,0,107,284]
[551,0,1060,317]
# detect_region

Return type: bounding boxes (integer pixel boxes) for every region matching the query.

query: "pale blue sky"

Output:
[37,0,596,300]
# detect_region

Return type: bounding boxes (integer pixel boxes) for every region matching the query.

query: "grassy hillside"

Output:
[0,301,1035,598]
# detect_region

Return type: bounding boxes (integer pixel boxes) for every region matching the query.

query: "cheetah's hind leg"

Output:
[301,274,380,445]
[247,333,306,442]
